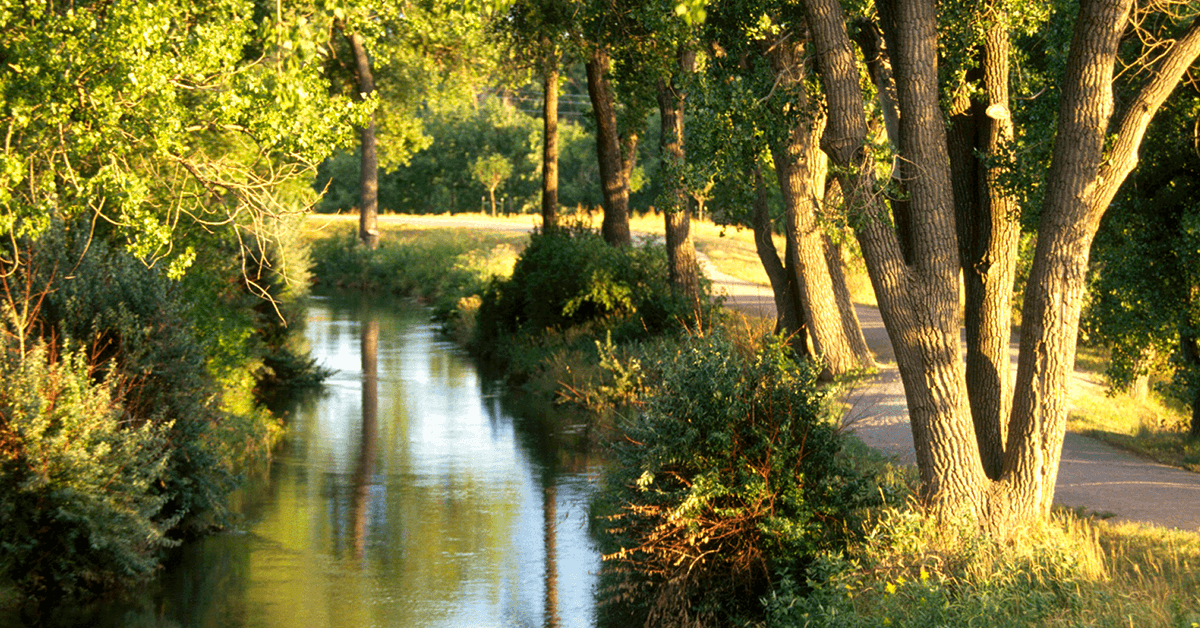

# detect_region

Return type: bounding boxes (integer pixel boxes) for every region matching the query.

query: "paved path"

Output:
[709,257,1200,532]
[355,214,1200,531]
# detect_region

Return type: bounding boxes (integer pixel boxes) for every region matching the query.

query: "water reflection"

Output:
[56,293,602,628]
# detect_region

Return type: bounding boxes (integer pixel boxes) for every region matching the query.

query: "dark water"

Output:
[53,293,603,627]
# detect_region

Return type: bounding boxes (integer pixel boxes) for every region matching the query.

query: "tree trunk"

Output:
[946,10,1022,480]
[542,49,560,234]
[805,0,1200,527]
[586,49,634,247]
[657,48,700,305]
[348,31,378,250]
[822,179,875,368]
[752,165,802,342]
[768,36,874,375]
[805,0,988,513]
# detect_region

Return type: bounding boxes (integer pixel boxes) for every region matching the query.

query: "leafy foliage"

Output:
[0,0,363,275]
[593,334,876,627]
[0,345,177,599]
[476,224,714,345]
[1084,87,1200,427]
[0,224,305,599]
[315,94,604,214]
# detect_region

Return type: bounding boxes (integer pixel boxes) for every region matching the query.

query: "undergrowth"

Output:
[768,507,1200,628]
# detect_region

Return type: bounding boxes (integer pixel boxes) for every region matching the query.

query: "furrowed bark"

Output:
[542,48,560,233]
[586,49,633,247]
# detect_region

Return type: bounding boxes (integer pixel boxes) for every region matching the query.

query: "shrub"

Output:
[33,236,247,537]
[593,334,875,627]
[475,225,715,349]
[0,345,177,598]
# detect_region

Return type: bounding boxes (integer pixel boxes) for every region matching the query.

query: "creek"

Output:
[57,292,604,628]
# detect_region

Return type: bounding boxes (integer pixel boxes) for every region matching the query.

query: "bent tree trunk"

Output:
[752,165,805,349]
[804,0,1200,527]
[542,47,559,234]
[586,49,635,247]
[657,47,701,305]
[768,36,874,375]
[348,31,378,250]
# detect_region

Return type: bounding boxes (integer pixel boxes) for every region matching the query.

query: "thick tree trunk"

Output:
[657,48,700,305]
[806,0,1200,527]
[348,32,378,250]
[946,12,1021,480]
[586,49,634,247]
[542,50,559,234]
[805,0,987,513]
[768,36,874,375]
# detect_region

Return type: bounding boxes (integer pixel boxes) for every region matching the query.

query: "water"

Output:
[57,293,603,627]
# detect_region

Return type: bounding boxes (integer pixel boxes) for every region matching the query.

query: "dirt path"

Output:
[709,255,1200,531]
[358,213,1200,531]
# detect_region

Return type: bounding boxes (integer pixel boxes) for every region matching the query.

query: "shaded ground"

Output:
[351,213,1200,531]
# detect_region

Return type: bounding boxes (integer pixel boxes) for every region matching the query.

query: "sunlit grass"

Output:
[776,503,1200,628]
[1070,343,1200,472]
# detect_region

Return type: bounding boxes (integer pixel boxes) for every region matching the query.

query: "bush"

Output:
[0,223,304,600]
[592,334,875,627]
[308,230,519,306]
[475,225,715,349]
[0,345,177,598]
[33,236,251,537]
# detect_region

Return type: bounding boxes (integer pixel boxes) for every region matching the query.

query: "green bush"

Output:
[475,225,714,349]
[308,230,518,305]
[35,236,247,538]
[0,345,177,598]
[0,222,308,599]
[592,334,875,627]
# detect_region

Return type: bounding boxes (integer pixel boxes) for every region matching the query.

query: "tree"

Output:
[345,29,381,249]
[473,153,515,215]
[1086,87,1200,437]
[321,0,501,230]
[585,48,640,246]
[799,0,1200,525]
[686,2,873,374]
[0,0,363,282]
[495,0,578,232]
[657,45,703,304]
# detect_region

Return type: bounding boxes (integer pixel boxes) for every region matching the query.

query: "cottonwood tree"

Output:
[798,0,1200,525]
[0,0,365,284]
[495,0,580,233]
[324,0,500,246]
[688,2,874,374]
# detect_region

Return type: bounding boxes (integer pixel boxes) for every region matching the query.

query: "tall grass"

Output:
[768,506,1200,627]
[1069,349,1200,472]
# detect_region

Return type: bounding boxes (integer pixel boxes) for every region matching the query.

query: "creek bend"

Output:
[68,292,604,628]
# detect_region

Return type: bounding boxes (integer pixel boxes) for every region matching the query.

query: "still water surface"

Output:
[79,293,603,627]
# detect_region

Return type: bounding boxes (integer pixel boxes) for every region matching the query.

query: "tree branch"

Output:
[1094,14,1200,212]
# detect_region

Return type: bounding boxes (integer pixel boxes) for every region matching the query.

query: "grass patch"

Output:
[1070,342,1200,472]
[1067,370,1200,472]
[303,214,524,301]
[768,507,1200,628]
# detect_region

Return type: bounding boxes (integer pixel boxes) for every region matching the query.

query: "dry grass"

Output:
[1068,345,1200,472]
